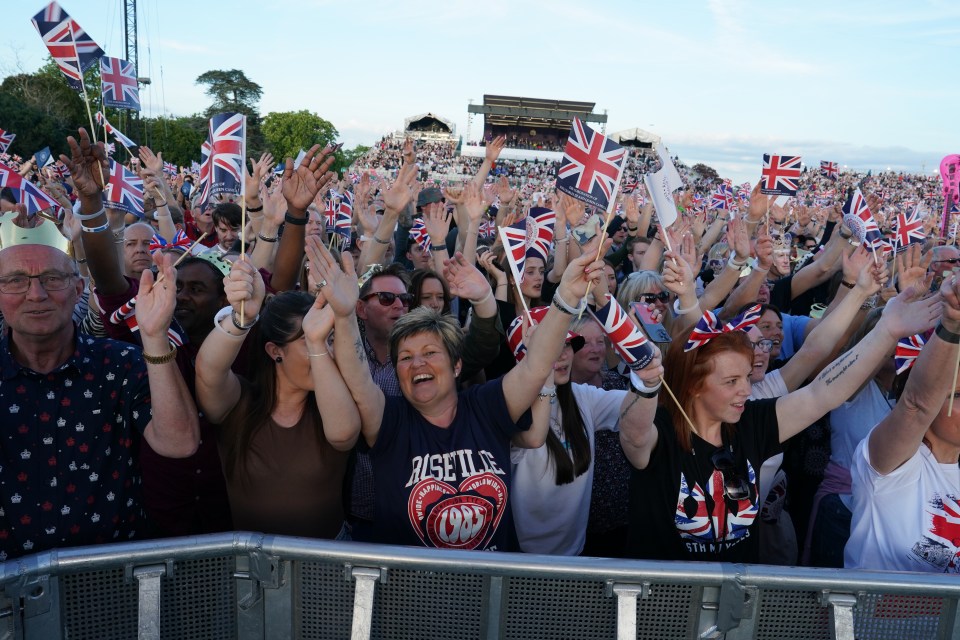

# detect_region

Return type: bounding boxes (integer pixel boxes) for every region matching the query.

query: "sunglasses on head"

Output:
[638,291,670,303]
[363,291,414,307]
[710,449,753,502]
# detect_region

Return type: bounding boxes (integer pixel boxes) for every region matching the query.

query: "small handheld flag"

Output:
[556,118,626,211]
[760,154,802,196]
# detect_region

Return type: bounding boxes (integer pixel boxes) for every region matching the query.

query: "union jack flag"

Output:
[820,160,839,181]
[760,154,802,196]
[104,143,116,156]
[0,129,15,153]
[478,217,497,239]
[842,188,884,252]
[100,56,140,110]
[323,196,337,234]
[895,334,925,375]
[335,191,353,245]
[208,113,245,199]
[95,111,138,152]
[893,206,925,250]
[31,2,104,91]
[196,139,212,204]
[692,192,705,211]
[525,206,556,263]
[107,296,185,348]
[506,306,582,362]
[685,305,762,352]
[0,163,60,215]
[51,161,70,180]
[409,218,431,252]
[149,229,191,251]
[588,293,655,370]
[349,172,361,184]
[102,159,144,217]
[163,162,178,175]
[675,462,760,544]
[711,183,733,210]
[498,224,528,285]
[556,118,627,211]
[622,179,638,194]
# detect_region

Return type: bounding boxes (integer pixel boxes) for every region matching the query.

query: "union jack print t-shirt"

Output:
[626,400,782,563]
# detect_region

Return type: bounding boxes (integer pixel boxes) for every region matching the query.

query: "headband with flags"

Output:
[684,305,763,352]
[149,229,191,251]
[409,218,432,252]
[894,334,926,375]
[589,293,657,371]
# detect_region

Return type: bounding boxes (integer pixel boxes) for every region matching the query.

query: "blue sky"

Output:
[3,0,959,183]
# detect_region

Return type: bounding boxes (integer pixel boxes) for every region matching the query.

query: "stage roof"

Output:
[468,94,606,130]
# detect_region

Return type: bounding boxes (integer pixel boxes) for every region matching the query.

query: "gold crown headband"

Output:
[0,213,69,253]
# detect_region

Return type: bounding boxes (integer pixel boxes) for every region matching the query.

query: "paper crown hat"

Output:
[0,212,69,253]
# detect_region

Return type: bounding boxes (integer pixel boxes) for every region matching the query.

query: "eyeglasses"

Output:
[710,449,753,501]
[363,291,414,307]
[638,291,670,304]
[0,272,78,295]
[934,258,960,265]
[749,338,774,353]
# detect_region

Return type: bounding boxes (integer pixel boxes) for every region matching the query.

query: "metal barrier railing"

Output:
[1,532,958,640]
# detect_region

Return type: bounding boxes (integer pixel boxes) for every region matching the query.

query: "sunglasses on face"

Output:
[710,449,753,502]
[638,291,670,304]
[935,258,960,265]
[363,291,414,307]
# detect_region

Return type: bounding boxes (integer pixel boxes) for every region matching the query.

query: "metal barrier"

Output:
[1,532,958,640]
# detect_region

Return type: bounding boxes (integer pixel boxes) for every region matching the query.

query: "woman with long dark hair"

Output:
[195,258,361,538]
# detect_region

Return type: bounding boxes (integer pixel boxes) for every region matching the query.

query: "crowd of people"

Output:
[1,129,959,576]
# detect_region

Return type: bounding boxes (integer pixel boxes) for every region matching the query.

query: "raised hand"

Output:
[896,243,931,293]
[135,251,178,339]
[462,181,485,224]
[442,185,465,205]
[223,257,266,324]
[747,182,774,221]
[301,296,336,346]
[755,225,774,271]
[485,136,506,163]
[478,249,506,284]
[60,128,108,200]
[401,138,415,165]
[443,252,493,302]
[727,215,750,261]
[422,200,452,245]
[245,152,274,203]
[940,272,960,333]
[138,146,163,176]
[845,245,882,295]
[281,144,337,214]
[661,250,694,298]
[495,176,517,206]
[305,235,358,317]
[382,162,418,213]
[879,282,942,339]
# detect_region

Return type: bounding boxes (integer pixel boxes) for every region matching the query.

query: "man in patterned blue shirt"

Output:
[0,226,199,559]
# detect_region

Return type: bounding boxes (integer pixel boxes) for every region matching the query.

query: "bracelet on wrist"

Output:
[676,300,701,316]
[308,352,329,358]
[74,207,105,221]
[472,291,493,307]
[257,232,278,243]
[81,221,111,234]
[629,371,662,398]
[247,204,264,213]
[213,306,247,339]
[840,280,855,289]
[552,291,586,315]
[373,235,391,245]
[142,345,178,365]
[728,254,748,270]
[231,309,259,331]
[429,245,446,252]
[936,321,960,344]
[284,212,307,226]
[76,258,87,264]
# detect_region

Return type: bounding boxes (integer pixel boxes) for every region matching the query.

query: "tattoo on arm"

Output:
[819,350,851,379]
[619,394,643,422]
[822,353,859,386]
[354,338,367,364]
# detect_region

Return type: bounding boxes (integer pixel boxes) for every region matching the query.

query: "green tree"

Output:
[137,115,208,166]
[691,163,719,181]
[337,144,371,174]
[262,110,338,162]
[195,69,262,118]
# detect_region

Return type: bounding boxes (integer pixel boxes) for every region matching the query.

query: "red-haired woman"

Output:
[619,286,940,563]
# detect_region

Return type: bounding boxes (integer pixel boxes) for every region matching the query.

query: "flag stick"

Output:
[152,232,207,285]
[949,344,960,417]
[239,118,248,323]
[67,21,107,189]
[632,321,698,435]
[578,178,624,318]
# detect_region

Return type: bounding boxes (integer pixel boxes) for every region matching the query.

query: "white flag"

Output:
[293,148,307,169]
[642,143,684,229]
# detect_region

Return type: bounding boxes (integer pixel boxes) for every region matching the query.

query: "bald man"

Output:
[123,222,155,280]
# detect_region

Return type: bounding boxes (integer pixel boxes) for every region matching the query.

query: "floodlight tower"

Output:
[124,0,138,80]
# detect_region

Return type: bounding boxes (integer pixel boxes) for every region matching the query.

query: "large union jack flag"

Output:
[0,129,15,153]
[196,138,212,204]
[0,163,60,215]
[409,219,432,252]
[95,111,138,152]
[589,293,655,370]
[895,334,925,375]
[893,206,925,250]
[100,56,140,110]
[102,159,144,217]
[842,188,884,252]
[208,113,245,199]
[478,217,497,239]
[820,160,839,181]
[31,2,104,91]
[760,154,802,196]
[556,118,627,211]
